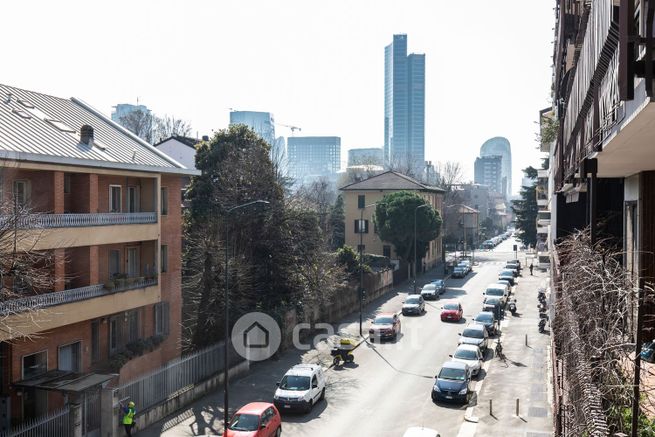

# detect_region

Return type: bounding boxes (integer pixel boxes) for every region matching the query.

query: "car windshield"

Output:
[475,313,493,323]
[439,367,466,381]
[433,280,444,286]
[462,328,484,338]
[374,316,394,324]
[443,303,459,310]
[422,284,436,290]
[406,297,420,305]
[500,270,514,275]
[485,297,501,305]
[454,349,478,360]
[279,375,310,391]
[486,289,503,296]
[229,413,260,431]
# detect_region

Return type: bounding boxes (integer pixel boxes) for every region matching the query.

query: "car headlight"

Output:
[459,387,468,395]
[433,385,441,392]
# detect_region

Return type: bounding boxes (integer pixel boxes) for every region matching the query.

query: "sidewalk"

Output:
[466,257,554,437]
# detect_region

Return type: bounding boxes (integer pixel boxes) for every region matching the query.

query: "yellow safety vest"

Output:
[122,407,135,425]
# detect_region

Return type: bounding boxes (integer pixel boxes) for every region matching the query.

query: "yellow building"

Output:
[340,171,444,275]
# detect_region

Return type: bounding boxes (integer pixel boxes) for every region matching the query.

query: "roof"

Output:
[340,170,445,192]
[13,370,115,393]
[442,360,468,370]
[237,402,274,414]
[0,84,198,175]
[456,343,481,351]
[286,364,320,376]
[153,135,201,149]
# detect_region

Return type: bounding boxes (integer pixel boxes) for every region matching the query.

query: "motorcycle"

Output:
[508,300,517,316]
[331,338,355,367]
[538,318,546,333]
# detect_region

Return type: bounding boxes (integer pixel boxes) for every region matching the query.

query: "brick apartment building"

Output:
[0,83,196,426]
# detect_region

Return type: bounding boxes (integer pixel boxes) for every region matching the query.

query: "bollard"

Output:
[489,399,493,416]
[525,334,528,346]
[516,398,520,416]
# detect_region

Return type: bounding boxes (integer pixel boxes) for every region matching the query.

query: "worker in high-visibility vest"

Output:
[121,400,136,436]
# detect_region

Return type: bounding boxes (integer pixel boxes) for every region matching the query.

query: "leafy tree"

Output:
[374,191,442,267]
[511,166,538,247]
[328,194,345,249]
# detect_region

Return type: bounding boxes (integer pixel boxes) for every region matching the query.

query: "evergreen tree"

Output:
[511,166,538,248]
[328,194,345,249]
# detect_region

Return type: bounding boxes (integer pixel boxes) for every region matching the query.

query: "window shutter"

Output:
[364,220,369,233]
[163,301,170,336]
[354,220,359,233]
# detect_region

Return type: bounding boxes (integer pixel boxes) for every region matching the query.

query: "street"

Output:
[140,237,532,437]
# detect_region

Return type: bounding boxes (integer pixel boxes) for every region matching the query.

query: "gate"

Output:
[82,389,101,437]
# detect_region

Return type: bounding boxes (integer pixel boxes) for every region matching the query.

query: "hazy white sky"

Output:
[1,0,554,195]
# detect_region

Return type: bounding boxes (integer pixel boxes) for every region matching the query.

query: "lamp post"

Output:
[413,204,429,294]
[223,199,269,433]
[358,202,378,336]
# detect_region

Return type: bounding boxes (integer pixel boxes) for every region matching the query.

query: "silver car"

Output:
[458,324,489,351]
[450,344,484,376]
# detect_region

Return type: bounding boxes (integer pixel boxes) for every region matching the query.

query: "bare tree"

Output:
[153,115,193,143]
[290,178,337,233]
[118,109,154,143]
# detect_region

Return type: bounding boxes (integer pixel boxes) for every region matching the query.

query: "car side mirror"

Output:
[448,354,453,358]
[312,384,318,388]
[275,382,280,387]
[261,423,267,429]
[458,333,462,336]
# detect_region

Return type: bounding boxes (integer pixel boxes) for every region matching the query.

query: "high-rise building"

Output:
[348,148,384,166]
[479,137,512,198]
[474,155,503,194]
[287,136,341,183]
[111,103,151,123]
[384,34,425,172]
[229,110,276,146]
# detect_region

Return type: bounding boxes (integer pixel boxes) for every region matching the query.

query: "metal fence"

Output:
[116,341,242,411]
[0,406,69,437]
[1,212,158,229]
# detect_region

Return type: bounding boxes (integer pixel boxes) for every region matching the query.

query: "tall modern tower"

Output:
[229,111,276,146]
[384,34,425,173]
[480,137,512,199]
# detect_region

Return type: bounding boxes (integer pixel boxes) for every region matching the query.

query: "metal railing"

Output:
[116,341,243,412]
[0,405,69,437]
[8,212,157,229]
[0,279,157,316]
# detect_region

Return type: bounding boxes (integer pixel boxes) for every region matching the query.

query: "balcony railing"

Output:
[0,279,157,316]
[3,212,157,229]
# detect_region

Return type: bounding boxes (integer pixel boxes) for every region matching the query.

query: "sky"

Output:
[1,0,554,196]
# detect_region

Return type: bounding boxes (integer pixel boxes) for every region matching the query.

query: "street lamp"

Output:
[223,199,269,433]
[358,202,378,336]
[413,204,429,294]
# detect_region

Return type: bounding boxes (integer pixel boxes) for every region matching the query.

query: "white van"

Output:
[273,364,326,413]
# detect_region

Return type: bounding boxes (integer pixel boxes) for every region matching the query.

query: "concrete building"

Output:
[479,137,512,199]
[287,136,341,184]
[0,83,196,428]
[347,148,384,166]
[111,103,150,124]
[384,34,425,172]
[340,171,443,278]
[474,155,503,195]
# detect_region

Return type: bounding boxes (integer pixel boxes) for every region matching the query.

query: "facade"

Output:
[0,84,196,427]
[229,111,276,146]
[340,171,444,276]
[154,135,203,171]
[384,34,425,172]
[347,148,384,166]
[111,103,150,123]
[287,136,341,184]
[474,155,503,195]
[479,137,512,198]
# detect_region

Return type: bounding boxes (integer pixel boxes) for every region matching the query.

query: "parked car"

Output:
[451,267,467,278]
[504,265,519,277]
[369,313,401,341]
[458,261,471,274]
[420,283,439,300]
[506,259,522,271]
[458,324,489,351]
[450,344,484,376]
[482,296,504,320]
[473,311,499,335]
[402,294,425,316]
[482,240,494,249]
[483,284,508,306]
[431,279,447,295]
[498,270,515,286]
[495,280,512,293]
[227,402,282,437]
[440,301,463,322]
[273,364,326,413]
[431,361,474,404]
[403,427,441,437]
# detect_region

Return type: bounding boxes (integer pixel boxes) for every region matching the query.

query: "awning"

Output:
[13,370,116,393]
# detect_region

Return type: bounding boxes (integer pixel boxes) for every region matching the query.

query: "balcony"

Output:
[537,198,548,207]
[537,225,549,235]
[11,212,157,229]
[537,218,551,227]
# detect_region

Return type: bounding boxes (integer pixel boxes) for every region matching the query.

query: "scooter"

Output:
[538,318,546,333]
[508,300,517,316]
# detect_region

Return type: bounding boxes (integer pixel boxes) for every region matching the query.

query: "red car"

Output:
[369,313,401,341]
[226,402,282,437]
[441,302,463,322]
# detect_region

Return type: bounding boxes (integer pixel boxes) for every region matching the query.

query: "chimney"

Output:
[80,125,94,145]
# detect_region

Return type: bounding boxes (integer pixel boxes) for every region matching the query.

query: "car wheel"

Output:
[275,426,282,437]
[319,387,326,401]
[306,399,313,413]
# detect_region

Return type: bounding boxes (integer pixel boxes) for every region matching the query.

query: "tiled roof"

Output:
[340,170,445,192]
[0,84,197,175]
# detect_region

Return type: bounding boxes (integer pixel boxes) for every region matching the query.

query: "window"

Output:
[109,250,120,278]
[358,195,365,209]
[357,244,365,253]
[22,351,47,379]
[160,245,168,273]
[160,187,168,215]
[383,245,391,258]
[127,186,139,213]
[154,302,170,336]
[127,247,139,278]
[109,316,121,355]
[63,173,71,194]
[58,341,81,372]
[353,219,369,234]
[13,180,29,207]
[91,320,100,363]
[109,185,121,212]
[128,310,139,342]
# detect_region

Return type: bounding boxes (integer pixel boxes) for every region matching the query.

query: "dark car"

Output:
[504,265,519,277]
[432,361,473,404]
[506,259,522,271]
[498,270,515,286]
[402,294,425,316]
[431,279,447,295]
[473,311,498,335]
[369,313,401,341]
[482,297,503,320]
[452,267,467,278]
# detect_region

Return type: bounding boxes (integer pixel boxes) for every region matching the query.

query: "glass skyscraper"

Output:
[384,34,425,172]
[479,137,512,199]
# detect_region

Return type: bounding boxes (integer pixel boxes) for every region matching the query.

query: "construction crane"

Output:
[277,123,302,136]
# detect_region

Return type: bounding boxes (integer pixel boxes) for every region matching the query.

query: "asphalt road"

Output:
[143,238,524,437]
